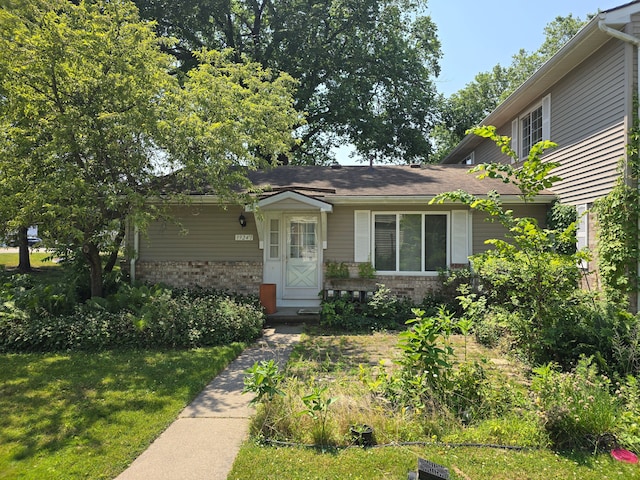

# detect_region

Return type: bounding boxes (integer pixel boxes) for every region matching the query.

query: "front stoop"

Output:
[265,307,320,326]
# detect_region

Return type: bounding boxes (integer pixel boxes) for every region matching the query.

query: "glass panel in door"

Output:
[286,216,318,290]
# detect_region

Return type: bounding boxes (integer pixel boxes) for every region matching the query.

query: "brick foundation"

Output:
[373,275,441,302]
[135,260,263,294]
[135,260,445,303]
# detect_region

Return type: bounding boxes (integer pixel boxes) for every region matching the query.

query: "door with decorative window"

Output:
[284,215,320,299]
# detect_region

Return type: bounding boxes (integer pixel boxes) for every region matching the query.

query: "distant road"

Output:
[0,247,44,253]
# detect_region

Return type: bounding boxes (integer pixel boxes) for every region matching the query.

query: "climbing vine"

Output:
[592,102,640,301]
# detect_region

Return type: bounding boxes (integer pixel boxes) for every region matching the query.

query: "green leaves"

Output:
[134,0,442,164]
[242,360,284,405]
[1,0,301,296]
[397,306,454,389]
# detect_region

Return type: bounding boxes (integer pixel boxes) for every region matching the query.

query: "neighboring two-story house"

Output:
[442,0,640,304]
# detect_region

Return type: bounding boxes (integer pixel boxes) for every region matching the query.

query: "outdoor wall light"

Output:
[238,213,247,228]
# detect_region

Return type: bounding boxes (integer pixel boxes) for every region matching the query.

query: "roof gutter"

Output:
[598,16,640,309]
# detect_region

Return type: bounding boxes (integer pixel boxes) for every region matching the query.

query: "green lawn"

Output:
[0,251,59,270]
[230,443,639,480]
[0,344,245,479]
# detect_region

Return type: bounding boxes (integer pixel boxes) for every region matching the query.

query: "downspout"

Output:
[598,18,640,309]
[130,226,139,283]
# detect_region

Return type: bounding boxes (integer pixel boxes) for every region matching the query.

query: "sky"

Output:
[429,0,624,97]
[336,0,626,163]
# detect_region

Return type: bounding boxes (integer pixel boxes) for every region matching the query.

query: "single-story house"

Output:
[442,0,640,307]
[128,165,554,310]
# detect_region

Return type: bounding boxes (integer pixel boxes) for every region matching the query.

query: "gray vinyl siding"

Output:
[138,205,262,262]
[472,38,628,206]
[470,118,517,165]
[472,204,548,254]
[326,206,356,261]
[473,123,514,164]
[544,39,628,205]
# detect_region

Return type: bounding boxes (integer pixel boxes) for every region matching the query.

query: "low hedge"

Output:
[0,285,264,352]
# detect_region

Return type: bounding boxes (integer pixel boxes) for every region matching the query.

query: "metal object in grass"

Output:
[407,458,449,480]
[349,424,374,447]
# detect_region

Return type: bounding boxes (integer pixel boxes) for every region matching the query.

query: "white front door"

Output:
[283,215,320,299]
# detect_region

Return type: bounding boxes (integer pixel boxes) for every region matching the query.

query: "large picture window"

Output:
[373,213,448,273]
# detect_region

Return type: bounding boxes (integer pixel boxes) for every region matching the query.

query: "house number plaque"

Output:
[235,234,253,241]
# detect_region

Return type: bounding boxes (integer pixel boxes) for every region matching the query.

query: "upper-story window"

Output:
[511,94,551,162]
[521,106,543,158]
[462,152,474,165]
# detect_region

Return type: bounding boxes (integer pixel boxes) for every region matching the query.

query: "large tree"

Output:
[134,0,442,164]
[431,14,588,161]
[0,0,300,296]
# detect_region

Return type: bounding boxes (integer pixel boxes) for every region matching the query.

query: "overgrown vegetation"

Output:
[0,264,264,352]
[238,329,640,478]
[243,128,640,474]
[592,97,640,302]
[320,285,418,331]
[429,126,640,378]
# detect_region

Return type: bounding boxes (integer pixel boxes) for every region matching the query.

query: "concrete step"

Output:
[265,307,320,326]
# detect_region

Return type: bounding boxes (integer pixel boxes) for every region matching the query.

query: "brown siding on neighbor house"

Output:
[138,205,262,262]
[544,39,628,205]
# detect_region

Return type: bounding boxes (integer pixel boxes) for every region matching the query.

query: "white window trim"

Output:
[576,204,588,270]
[267,216,280,260]
[371,211,452,275]
[511,94,551,162]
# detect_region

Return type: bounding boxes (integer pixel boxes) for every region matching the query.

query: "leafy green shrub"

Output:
[0,284,264,352]
[378,307,454,412]
[397,306,454,386]
[532,357,621,451]
[320,285,413,331]
[0,273,80,317]
[616,375,640,451]
[546,200,578,255]
[320,294,359,329]
[300,385,336,446]
[362,285,413,325]
[357,262,376,279]
[243,359,285,405]
[430,126,598,367]
[325,261,349,279]
[434,267,478,314]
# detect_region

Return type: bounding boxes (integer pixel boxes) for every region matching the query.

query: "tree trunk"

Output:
[16,226,31,273]
[104,223,126,274]
[82,242,103,298]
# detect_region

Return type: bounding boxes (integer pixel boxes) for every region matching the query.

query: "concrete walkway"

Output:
[115,324,303,480]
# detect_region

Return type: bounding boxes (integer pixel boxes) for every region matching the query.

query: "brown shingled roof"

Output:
[247,165,553,199]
